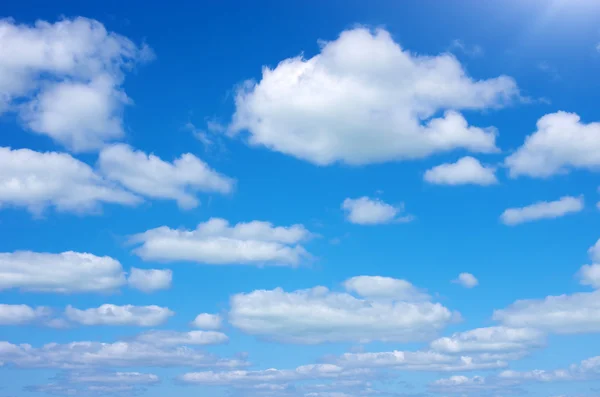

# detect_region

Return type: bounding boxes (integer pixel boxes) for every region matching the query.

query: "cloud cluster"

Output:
[0,17,152,151]
[0,145,234,215]
[130,217,312,266]
[229,27,518,165]
[229,276,456,343]
[64,304,174,327]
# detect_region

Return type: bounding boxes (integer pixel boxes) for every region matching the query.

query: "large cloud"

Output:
[506,112,600,178]
[229,28,519,165]
[0,147,139,215]
[0,17,152,151]
[98,144,234,209]
[0,304,52,325]
[130,217,312,266]
[228,276,457,343]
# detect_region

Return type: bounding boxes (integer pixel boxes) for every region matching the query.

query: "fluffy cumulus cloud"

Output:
[430,326,545,353]
[341,197,412,225]
[0,251,127,293]
[127,268,172,293]
[98,144,235,209]
[64,304,174,327]
[0,17,152,151]
[130,217,312,266]
[192,313,223,330]
[424,156,498,186]
[500,196,584,226]
[588,238,600,262]
[134,330,228,346]
[0,339,246,369]
[506,112,600,178]
[229,28,519,165]
[493,290,600,334]
[498,355,600,384]
[0,304,52,325]
[452,272,479,288]
[228,276,456,343]
[0,147,140,215]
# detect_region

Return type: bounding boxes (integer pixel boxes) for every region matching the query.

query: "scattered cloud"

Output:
[341,197,413,225]
[430,326,545,353]
[0,339,246,369]
[192,313,223,330]
[133,330,228,346]
[578,264,600,289]
[0,304,52,325]
[229,277,456,343]
[98,144,234,209]
[0,147,140,215]
[424,157,497,186]
[449,39,484,57]
[452,273,479,288]
[500,196,584,225]
[127,268,172,293]
[506,112,600,178]
[130,217,312,266]
[0,17,152,151]
[229,28,518,165]
[64,304,174,327]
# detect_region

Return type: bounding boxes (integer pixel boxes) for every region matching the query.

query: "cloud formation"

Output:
[500,196,584,225]
[424,157,497,186]
[229,28,518,165]
[341,197,413,225]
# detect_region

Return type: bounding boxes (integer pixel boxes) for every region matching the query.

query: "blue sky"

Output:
[1,0,600,396]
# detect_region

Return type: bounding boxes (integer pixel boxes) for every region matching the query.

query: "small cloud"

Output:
[449,39,483,57]
[453,273,479,288]
[537,62,560,81]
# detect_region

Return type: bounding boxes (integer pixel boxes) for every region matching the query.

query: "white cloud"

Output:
[180,364,370,385]
[506,112,600,178]
[452,273,479,288]
[588,238,600,262]
[424,156,498,186]
[498,355,600,385]
[130,217,312,266]
[192,313,223,330]
[578,264,600,289]
[0,340,246,369]
[341,197,412,225]
[342,276,430,301]
[0,147,140,215]
[430,326,545,353]
[229,27,518,165]
[429,375,511,395]
[0,304,52,325]
[493,290,600,334]
[98,144,234,209]
[0,17,151,151]
[333,350,508,372]
[127,268,172,293]
[64,304,174,327]
[0,251,127,293]
[134,330,228,346]
[229,278,456,343]
[500,196,584,226]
